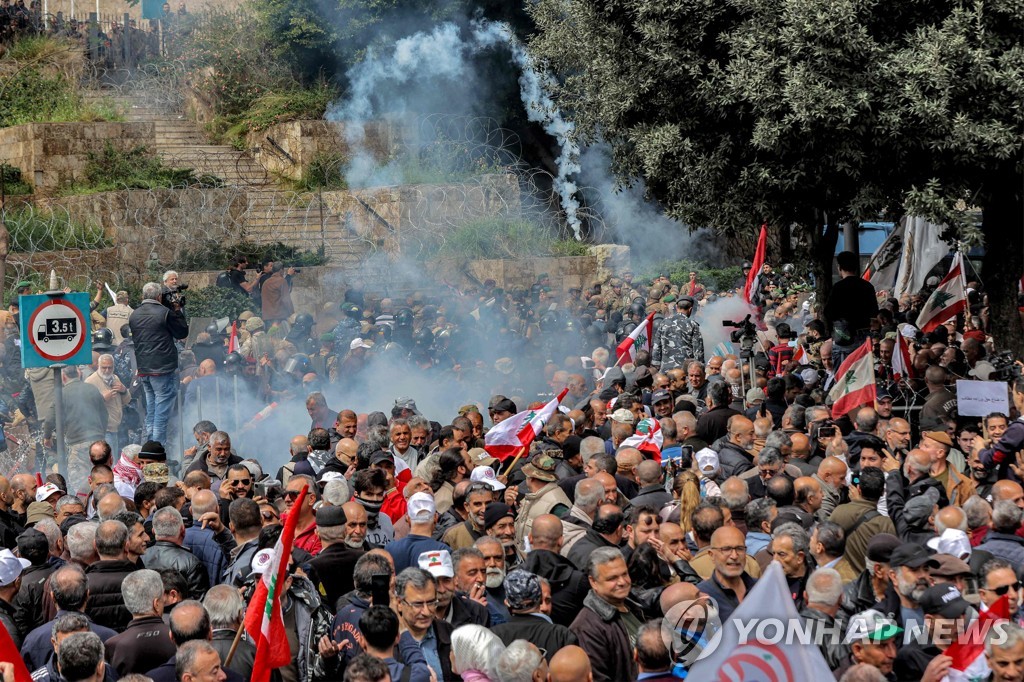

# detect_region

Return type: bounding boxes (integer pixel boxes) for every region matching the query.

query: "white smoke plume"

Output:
[327,19,583,238]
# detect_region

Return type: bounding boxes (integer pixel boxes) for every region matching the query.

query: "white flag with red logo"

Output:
[828,338,877,417]
[484,388,568,461]
[244,485,307,682]
[620,417,663,462]
[616,313,655,365]
[892,331,914,383]
[688,562,833,679]
[916,253,967,333]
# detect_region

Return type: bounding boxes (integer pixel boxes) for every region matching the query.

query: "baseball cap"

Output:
[922,431,954,448]
[844,609,902,644]
[26,501,55,526]
[866,534,902,563]
[969,361,996,381]
[470,466,506,491]
[492,398,517,414]
[250,549,275,575]
[504,570,542,611]
[143,462,170,484]
[318,471,346,485]
[695,448,719,474]
[394,397,420,415]
[349,337,372,351]
[521,453,558,483]
[369,450,395,467]
[927,529,972,560]
[611,408,636,425]
[929,554,973,579]
[407,492,436,522]
[470,448,498,468]
[651,390,671,405]
[418,550,454,578]
[889,544,940,569]
[745,388,764,404]
[35,483,64,503]
[919,584,971,618]
[0,549,31,587]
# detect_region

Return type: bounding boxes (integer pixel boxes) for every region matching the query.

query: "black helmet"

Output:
[413,328,434,347]
[628,302,645,318]
[622,322,637,337]
[742,261,753,269]
[283,353,310,375]
[294,312,315,329]
[92,328,113,349]
[539,311,560,331]
[373,324,392,342]
[341,302,361,319]
[395,309,414,327]
[223,352,244,371]
[205,322,221,337]
[782,263,795,275]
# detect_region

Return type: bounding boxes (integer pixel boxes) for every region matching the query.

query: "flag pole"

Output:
[224,620,245,666]
[502,446,526,477]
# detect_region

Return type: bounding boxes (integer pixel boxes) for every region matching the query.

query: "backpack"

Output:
[215,271,233,288]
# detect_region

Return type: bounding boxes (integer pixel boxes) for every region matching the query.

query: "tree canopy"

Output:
[529,0,1024,345]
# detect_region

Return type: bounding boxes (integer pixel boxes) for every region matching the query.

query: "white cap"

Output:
[610,408,635,425]
[35,483,64,503]
[470,466,506,491]
[251,549,276,575]
[968,361,996,381]
[927,528,972,560]
[418,550,454,578]
[318,471,346,484]
[696,448,719,474]
[407,492,436,522]
[349,338,372,351]
[0,549,31,587]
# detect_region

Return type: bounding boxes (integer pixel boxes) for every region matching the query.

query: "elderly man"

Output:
[570,547,641,682]
[717,415,756,478]
[84,354,130,454]
[185,432,241,491]
[514,453,571,545]
[104,569,176,676]
[144,507,209,600]
[696,526,757,622]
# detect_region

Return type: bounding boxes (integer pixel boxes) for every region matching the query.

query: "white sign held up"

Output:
[956,380,1009,417]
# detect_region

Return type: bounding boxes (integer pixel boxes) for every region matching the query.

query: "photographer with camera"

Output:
[128,281,189,447]
[261,261,296,324]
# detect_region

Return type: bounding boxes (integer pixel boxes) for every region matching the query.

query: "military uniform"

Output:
[653,313,705,369]
[331,317,361,351]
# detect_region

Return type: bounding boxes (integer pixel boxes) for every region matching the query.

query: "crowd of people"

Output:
[0,248,1021,682]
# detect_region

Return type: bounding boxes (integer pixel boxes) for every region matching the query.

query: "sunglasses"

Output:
[984,581,1022,596]
[283,490,302,501]
[261,511,278,521]
[230,479,251,486]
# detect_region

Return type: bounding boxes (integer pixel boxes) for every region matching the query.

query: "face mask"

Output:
[357,497,382,516]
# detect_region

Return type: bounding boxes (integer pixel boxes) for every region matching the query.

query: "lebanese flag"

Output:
[244,484,308,682]
[228,321,239,353]
[393,455,411,485]
[620,417,663,463]
[616,312,655,365]
[484,388,568,461]
[827,339,876,417]
[0,621,32,682]
[892,331,914,382]
[743,223,768,304]
[916,253,967,333]
[944,595,1010,681]
[791,344,808,365]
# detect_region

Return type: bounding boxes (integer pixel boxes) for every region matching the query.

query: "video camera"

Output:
[723,314,758,351]
[162,283,188,309]
[989,351,1023,382]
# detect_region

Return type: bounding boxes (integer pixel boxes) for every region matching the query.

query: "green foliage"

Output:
[642,260,743,293]
[183,285,257,320]
[1,34,72,62]
[0,164,32,195]
[436,217,587,260]
[62,144,223,194]
[3,206,109,251]
[175,239,327,272]
[241,80,337,133]
[298,152,348,191]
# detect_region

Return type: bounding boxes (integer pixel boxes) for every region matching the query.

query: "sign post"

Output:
[19,292,93,479]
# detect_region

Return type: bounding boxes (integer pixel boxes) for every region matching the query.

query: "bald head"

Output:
[636,460,662,487]
[290,435,310,457]
[935,506,966,533]
[817,456,848,487]
[711,524,745,549]
[790,433,811,460]
[728,416,755,450]
[335,438,357,461]
[659,581,703,616]
[96,491,126,520]
[992,480,1024,508]
[616,448,643,479]
[190,489,218,517]
[197,359,217,377]
[529,514,564,551]
[549,645,593,682]
[592,472,618,505]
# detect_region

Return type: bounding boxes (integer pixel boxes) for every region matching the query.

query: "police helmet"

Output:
[395,309,414,327]
[293,312,315,329]
[283,353,310,375]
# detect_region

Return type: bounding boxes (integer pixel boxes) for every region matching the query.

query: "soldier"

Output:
[652,296,704,370]
[332,302,362,351]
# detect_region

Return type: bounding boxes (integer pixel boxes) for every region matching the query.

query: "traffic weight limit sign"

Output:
[19,293,93,368]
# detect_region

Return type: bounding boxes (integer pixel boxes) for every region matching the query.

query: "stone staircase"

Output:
[85,89,372,266]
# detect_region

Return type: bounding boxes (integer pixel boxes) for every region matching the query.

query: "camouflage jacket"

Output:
[653,314,704,369]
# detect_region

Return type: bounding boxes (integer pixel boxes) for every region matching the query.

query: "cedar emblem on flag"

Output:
[828,339,877,418]
[916,253,967,333]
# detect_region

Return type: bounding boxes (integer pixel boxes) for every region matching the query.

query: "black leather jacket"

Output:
[128,300,188,375]
[143,541,209,599]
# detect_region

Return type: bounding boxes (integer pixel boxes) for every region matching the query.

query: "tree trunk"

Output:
[809,211,840,328]
[980,173,1024,353]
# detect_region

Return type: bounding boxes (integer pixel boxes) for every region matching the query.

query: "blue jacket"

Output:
[977,532,1024,567]
[387,631,433,682]
[183,525,230,592]
[21,610,117,671]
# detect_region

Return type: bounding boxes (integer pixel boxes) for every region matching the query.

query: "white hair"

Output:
[450,625,506,679]
[494,640,544,682]
[142,282,163,300]
[152,506,184,539]
[121,569,163,615]
[162,270,179,283]
[806,568,844,607]
[322,479,351,506]
[66,522,98,561]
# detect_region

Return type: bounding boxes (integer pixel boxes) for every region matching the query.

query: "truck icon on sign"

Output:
[37,317,78,343]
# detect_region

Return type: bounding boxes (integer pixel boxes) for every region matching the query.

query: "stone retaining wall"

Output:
[246,120,399,182]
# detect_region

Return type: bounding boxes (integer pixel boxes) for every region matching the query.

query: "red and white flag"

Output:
[743,223,768,304]
[620,417,663,463]
[484,388,568,461]
[944,595,1009,681]
[0,618,32,682]
[916,253,967,333]
[892,331,914,382]
[616,312,655,365]
[791,344,808,365]
[228,321,239,354]
[244,484,308,682]
[828,339,877,418]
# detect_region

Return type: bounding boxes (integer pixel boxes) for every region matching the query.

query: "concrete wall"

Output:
[0,122,155,193]
[247,120,399,182]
